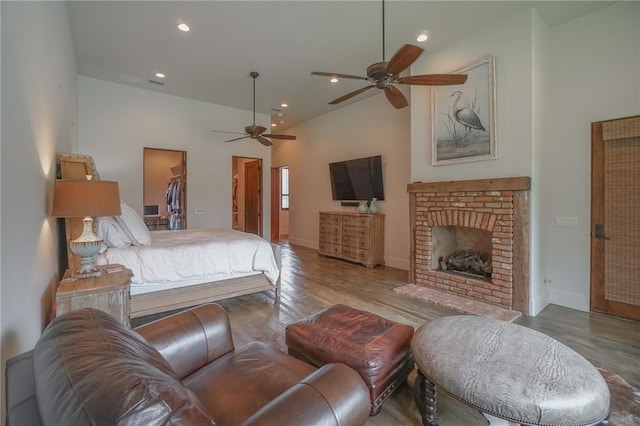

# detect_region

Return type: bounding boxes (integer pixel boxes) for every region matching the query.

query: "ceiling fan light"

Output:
[330,77,339,83]
[177,22,190,32]
[417,33,428,42]
[281,103,288,108]
[155,72,165,79]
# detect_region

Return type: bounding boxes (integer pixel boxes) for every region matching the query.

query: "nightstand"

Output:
[56,264,132,327]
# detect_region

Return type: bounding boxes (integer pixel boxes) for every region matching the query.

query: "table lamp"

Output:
[52,179,121,278]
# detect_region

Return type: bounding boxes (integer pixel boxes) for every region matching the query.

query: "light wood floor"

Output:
[136,242,640,425]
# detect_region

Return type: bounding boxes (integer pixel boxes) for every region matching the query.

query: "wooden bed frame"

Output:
[57,154,281,320]
[130,244,281,318]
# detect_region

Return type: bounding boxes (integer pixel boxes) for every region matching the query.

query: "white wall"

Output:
[77,77,272,237]
[272,94,411,270]
[410,3,640,314]
[1,1,77,421]
[411,9,535,183]
[541,2,640,311]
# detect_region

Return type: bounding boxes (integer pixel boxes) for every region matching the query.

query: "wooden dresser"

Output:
[319,212,384,268]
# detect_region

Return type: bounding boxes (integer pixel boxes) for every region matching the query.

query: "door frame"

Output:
[270,167,280,242]
[233,156,263,236]
[143,147,187,229]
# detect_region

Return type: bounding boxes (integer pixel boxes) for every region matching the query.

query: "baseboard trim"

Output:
[550,289,589,312]
[385,256,409,271]
[288,237,318,250]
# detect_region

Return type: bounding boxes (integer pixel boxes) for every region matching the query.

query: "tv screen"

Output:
[329,155,384,201]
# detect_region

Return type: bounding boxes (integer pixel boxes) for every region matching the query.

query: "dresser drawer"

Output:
[342,215,371,228]
[319,241,342,256]
[343,225,369,239]
[320,231,342,244]
[342,234,370,249]
[320,214,342,226]
[341,246,369,262]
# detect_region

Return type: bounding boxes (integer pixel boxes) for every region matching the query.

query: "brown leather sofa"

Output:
[5,303,371,426]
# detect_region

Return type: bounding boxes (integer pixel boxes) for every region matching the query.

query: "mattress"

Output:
[97,228,280,286]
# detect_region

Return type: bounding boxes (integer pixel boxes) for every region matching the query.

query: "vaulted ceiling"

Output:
[67,1,613,130]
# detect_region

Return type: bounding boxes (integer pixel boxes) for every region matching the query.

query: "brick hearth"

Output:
[408,177,531,314]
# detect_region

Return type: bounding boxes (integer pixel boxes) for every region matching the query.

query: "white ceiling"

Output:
[66,1,614,130]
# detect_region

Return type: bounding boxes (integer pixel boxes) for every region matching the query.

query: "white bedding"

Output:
[96,228,280,285]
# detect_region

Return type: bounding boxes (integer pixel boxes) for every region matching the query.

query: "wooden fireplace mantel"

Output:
[408,176,531,194]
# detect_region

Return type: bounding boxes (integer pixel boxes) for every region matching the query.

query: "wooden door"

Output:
[591,115,640,320]
[244,160,262,236]
[270,167,280,242]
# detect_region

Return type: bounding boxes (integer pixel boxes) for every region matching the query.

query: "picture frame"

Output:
[431,55,496,165]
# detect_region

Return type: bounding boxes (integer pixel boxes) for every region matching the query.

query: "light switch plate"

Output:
[555,216,578,227]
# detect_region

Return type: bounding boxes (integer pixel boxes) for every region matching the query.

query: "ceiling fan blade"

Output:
[384,86,409,109]
[311,71,368,81]
[328,85,376,105]
[386,44,424,76]
[212,130,246,135]
[262,134,297,140]
[257,136,273,147]
[397,74,468,86]
[224,135,250,143]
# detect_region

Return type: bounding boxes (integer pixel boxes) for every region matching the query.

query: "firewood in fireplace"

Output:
[446,249,492,276]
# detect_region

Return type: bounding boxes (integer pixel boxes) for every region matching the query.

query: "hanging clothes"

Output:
[166,180,182,230]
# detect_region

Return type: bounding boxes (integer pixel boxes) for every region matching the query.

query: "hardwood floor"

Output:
[136,242,640,425]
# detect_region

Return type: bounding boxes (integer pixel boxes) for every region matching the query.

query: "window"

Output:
[280,166,289,210]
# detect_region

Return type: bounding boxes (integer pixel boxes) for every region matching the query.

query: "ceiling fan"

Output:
[311,0,468,109]
[212,72,296,147]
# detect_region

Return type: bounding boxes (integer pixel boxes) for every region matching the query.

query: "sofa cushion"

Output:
[183,342,316,426]
[33,308,214,426]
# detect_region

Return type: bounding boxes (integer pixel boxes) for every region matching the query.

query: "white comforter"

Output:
[97,228,279,285]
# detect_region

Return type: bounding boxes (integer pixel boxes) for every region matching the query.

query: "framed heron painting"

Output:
[432,55,496,165]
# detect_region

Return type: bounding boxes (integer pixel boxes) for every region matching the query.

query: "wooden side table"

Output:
[56,264,132,327]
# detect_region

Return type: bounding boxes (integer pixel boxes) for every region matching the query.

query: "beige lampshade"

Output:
[51,180,121,217]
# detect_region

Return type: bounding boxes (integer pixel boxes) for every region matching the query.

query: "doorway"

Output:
[590,115,640,320]
[232,156,262,236]
[143,148,187,230]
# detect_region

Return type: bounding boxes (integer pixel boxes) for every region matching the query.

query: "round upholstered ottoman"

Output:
[412,315,610,426]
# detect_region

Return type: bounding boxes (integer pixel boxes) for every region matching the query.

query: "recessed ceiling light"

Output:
[177,22,190,32]
[281,103,288,108]
[330,77,339,83]
[271,123,277,127]
[417,32,428,42]
[279,120,284,124]
[155,72,165,79]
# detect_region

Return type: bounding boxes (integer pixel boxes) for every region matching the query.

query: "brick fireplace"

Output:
[408,177,531,315]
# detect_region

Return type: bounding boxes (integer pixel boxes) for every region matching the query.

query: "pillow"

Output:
[96,217,132,248]
[115,201,152,246]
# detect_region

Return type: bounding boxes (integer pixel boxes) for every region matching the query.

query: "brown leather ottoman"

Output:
[285,304,415,415]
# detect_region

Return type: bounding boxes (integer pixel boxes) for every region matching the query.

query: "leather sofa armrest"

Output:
[241,363,370,426]
[134,303,235,379]
[5,350,43,426]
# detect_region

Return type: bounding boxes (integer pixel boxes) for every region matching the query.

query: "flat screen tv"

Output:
[329,155,384,201]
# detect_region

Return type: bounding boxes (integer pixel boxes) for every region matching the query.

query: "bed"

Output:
[96,225,281,319]
[57,154,281,319]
